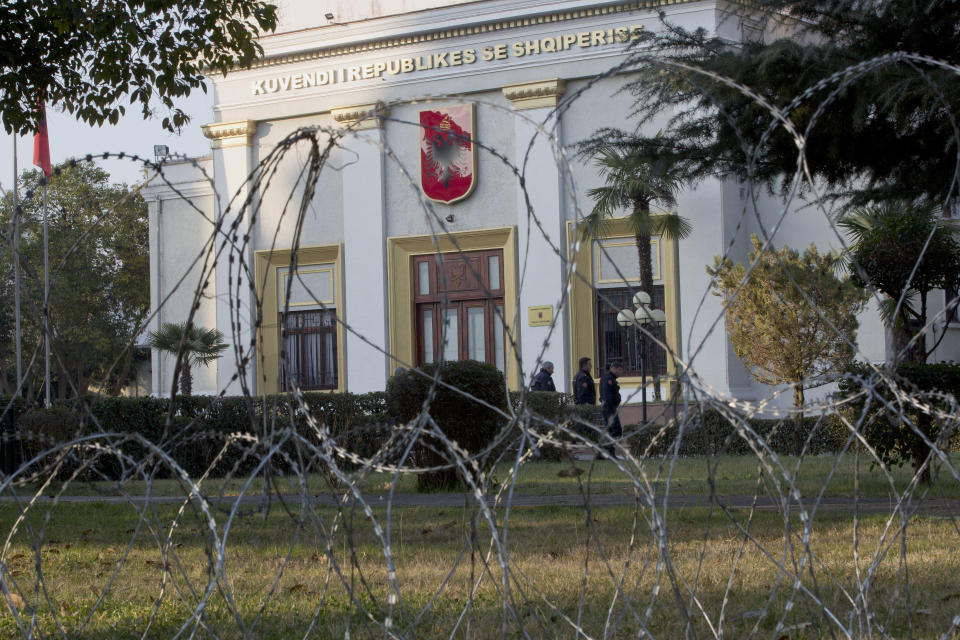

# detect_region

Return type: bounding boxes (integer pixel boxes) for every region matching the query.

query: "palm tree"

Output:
[838,200,960,363]
[585,146,692,303]
[147,322,228,396]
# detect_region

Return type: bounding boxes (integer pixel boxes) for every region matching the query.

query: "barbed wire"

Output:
[0,39,958,640]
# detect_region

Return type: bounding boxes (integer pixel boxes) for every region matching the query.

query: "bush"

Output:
[837,361,960,480]
[509,391,604,461]
[17,406,83,479]
[0,396,29,475]
[626,407,849,458]
[4,392,393,483]
[386,361,508,491]
[505,393,850,461]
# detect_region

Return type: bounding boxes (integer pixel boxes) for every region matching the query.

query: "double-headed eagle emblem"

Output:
[419,105,476,204]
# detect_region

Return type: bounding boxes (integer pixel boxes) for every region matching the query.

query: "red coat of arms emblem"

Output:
[420,104,476,204]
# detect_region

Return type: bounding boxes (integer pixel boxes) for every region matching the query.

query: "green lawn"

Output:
[16,453,960,501]
[0,500,957,639]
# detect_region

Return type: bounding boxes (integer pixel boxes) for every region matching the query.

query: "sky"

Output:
[0,86,213,192]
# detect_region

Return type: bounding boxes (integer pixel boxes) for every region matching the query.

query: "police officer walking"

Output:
[572,357,596,405]
[531,361,556,392]
[599,361,624,459]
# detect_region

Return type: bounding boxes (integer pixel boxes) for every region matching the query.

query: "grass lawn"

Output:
[0,499,957,639]
[17,453,960,501]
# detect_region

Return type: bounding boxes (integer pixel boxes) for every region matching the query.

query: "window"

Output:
[596,286,668,377]
[281,309,338,390]
[413,250,506,369]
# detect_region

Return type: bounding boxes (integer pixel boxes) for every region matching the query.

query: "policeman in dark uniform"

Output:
[572,357,596,405]
[531,361,556,392]
[599,361,624,459]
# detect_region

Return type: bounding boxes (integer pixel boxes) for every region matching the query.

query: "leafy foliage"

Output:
[839,361,960,480]
[587,0,960,205]
[628,408,850,458]
[6,392,389,481]
[0,0,277,134]
[839,201,960,362]
[509,391,602,462]
[584,146,691,299]
[707,235,867,451]
[386,360,509,491]
[0,161,148,398]
[147,322,228,396]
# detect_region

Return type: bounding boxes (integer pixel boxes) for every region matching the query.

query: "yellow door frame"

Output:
[386,227,520,390]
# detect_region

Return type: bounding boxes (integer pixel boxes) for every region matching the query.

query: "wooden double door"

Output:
[413,249,505,371]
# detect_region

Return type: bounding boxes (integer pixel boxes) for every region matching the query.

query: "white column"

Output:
[504,80,569,391]
[202,120,257,396]
[333,105,390,393]
[147,196,163,396]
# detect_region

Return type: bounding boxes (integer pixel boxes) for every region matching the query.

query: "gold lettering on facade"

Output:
[250,23,646,97]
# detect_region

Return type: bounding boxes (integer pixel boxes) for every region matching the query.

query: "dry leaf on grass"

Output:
[5,593,25,610]
[288,583,305,593]
[558,467,584,478]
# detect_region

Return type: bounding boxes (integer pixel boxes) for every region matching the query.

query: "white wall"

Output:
[275,0,480,33]
[253,113,345,250]
[148,191,219,396]
[383,96,518,238]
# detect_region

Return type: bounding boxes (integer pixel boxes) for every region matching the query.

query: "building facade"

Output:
[143,0,960,410]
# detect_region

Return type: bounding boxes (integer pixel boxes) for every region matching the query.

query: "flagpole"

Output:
[33,100,52,407]
[43,181,50,408]
[12,137,22,398]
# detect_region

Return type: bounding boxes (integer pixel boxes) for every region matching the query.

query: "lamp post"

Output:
[618,291,666,424]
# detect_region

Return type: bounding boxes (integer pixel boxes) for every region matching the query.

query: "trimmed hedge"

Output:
[386,360,508,491]
[509,391,604,461]
[508,393,849,459]
[3,384,860,484]
[838,361,960,476]
[626,408,849,458]
[5,392,389,482]
[0,396,29,474]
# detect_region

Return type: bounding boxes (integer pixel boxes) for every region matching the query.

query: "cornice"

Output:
[502,78,567,109]
[250,0,683,70]
[201,120,258,148]
[331,103,391,130]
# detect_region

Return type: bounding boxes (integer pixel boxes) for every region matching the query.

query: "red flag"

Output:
[33,101,51,178]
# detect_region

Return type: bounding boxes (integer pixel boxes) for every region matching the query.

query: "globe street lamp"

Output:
[618,291,667,424]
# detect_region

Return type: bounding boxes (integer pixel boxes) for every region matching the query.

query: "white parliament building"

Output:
[143,0,960,411]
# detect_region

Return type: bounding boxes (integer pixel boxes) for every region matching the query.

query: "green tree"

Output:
[584,146,692,298]
[707,235,868,453]
[1,160,149,398]
[839,201,960,363]
[0,1,277,134]
[586,0,960,206]
[840,361,958,484]
[147,322,227,396]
